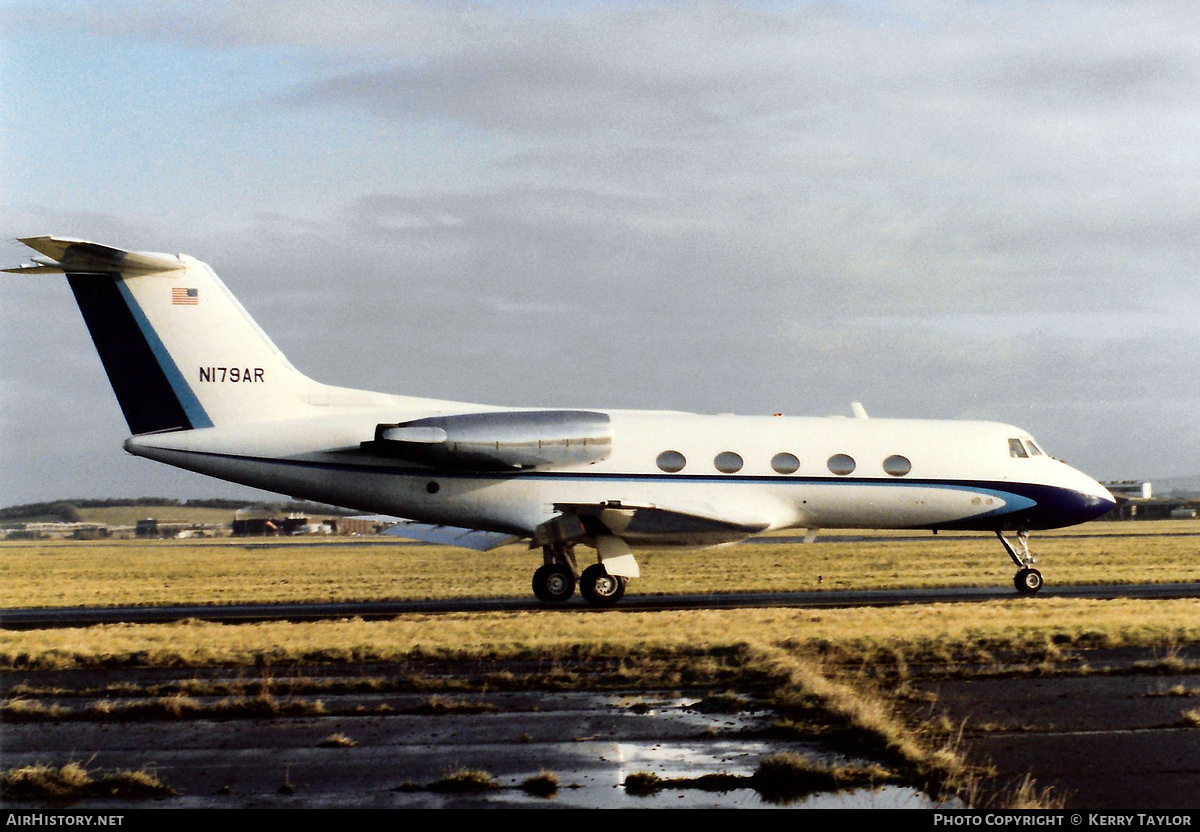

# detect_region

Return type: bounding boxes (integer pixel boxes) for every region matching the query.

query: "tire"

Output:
[579,563,626,606]
[532,564,576,603]
[1013,567,1043,594]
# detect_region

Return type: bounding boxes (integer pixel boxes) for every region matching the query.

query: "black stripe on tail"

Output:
[67,273,195,435]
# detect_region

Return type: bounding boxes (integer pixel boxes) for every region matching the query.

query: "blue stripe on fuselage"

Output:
[133,447,1108,530]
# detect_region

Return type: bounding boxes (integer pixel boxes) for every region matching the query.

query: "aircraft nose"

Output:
[1028,473,1115,529]
[1066,488,1117,524]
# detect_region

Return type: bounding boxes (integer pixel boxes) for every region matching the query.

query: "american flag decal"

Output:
[172,287,199,305]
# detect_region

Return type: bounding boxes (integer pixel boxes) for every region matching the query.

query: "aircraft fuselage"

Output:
[125,408,1114,542]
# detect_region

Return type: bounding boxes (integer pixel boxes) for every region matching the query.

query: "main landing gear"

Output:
[995,530,1043,594]
[579,562,626,606]
[531,543,627,607]
[531,562,575,603]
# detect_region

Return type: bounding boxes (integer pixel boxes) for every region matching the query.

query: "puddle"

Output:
[480,694,960,809]
[483,732,953,809]
[2,684,960,809]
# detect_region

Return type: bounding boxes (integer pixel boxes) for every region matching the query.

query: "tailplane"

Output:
[7,237,327,433]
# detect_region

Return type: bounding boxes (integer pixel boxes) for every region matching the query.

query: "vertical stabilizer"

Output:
[7,237,323,433]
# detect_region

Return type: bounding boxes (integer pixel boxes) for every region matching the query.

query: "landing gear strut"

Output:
[995,530,1043,595]
[532,543,577,603]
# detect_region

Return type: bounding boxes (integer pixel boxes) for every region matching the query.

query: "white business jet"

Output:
[6,237,1115,605]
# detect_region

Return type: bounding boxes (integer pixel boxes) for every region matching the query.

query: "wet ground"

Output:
[912,655,1200,812]
[1,665,943,810]
[912,667,1195,811]
[4,649,1198,810]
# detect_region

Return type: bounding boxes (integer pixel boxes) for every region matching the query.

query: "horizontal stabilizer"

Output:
[383,521,522,551]
[2,263,71,274]
[4,236,184,275]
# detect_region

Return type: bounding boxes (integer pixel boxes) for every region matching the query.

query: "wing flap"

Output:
[539,501,769,548]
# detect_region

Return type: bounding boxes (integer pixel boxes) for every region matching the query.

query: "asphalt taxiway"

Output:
[3,582,1198,629]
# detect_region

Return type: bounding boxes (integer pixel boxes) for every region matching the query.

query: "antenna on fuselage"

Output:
[851,402,869,419]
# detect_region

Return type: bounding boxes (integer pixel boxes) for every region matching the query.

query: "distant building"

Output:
[1100,480,1200,521]
[231,509,349,535]
[1103,481,1153,499]
[330,516,387,536]
[135,518,211,538]
[3,522,111,540]
[232,508,280,536]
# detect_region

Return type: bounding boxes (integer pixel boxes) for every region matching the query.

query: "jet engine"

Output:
[363,410,612,471]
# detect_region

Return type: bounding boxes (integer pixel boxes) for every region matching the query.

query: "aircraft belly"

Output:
[125,446,550,534]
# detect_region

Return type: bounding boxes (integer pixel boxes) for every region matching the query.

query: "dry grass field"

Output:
[2,522,1198,809]
[3,520,1199,610]
[2,521,1199,668]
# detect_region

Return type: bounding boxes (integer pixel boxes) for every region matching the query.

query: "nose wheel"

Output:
[1013,566,1043,594]
[996,530,1043,594]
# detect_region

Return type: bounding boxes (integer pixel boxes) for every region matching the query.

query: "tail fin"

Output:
[6,236,323,434]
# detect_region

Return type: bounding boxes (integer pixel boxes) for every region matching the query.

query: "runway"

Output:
[4,581,1198,629]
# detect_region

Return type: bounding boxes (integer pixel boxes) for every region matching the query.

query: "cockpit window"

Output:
[1008,438,1028,458]
[1025,440,1043,456]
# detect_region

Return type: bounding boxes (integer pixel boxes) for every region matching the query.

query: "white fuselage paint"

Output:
[125,407,1112,541]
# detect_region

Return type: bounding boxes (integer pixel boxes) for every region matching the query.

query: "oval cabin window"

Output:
[771,452,800,474]
[714,451,743,474]
[827,453,856,476]
[656,450,686,473]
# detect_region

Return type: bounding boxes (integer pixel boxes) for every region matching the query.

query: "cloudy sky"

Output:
[1,0,1197,506]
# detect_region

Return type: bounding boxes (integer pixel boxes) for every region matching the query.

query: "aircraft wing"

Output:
[545,501,771,548]
[382,521,522,551]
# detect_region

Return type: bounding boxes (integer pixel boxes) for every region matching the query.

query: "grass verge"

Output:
[1,762,176,801]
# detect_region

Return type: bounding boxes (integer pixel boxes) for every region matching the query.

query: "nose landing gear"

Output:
[1013,566,1043,593]
[996,530,1043,594]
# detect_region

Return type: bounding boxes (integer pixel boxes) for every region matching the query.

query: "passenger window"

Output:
[827,454,856,475]
[771,452,799,474]
[883,455,911,476]
[657,450,686,473]
[1008,438,1028,458]
[714,451,743,474]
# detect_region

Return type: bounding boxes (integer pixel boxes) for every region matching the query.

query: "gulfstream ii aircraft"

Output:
[7,236,1116,606]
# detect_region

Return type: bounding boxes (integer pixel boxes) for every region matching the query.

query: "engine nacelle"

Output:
[364,410,613,471]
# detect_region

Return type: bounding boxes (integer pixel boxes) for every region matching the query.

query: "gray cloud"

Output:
[3,1,1198,503]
